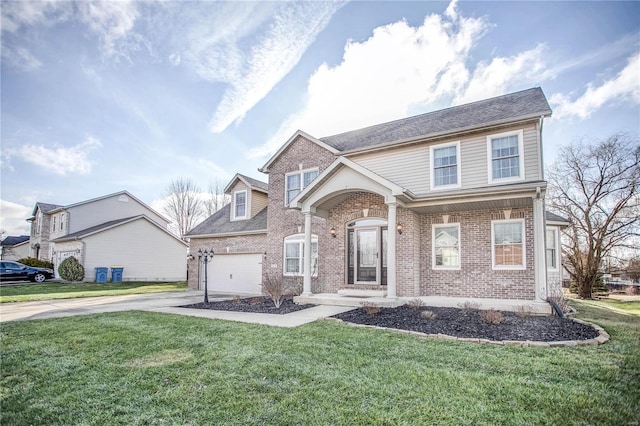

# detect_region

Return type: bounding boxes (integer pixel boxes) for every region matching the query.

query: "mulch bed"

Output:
[331,305,600,342]
[179,296,315,315]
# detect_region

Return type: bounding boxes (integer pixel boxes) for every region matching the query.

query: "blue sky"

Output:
[1,0,638,236]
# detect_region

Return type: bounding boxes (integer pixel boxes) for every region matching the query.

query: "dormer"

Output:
[225,174,269,221]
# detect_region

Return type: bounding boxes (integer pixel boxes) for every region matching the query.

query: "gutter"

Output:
[186,229,268,239]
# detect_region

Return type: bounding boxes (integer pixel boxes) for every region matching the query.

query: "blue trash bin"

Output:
[111,266,124,283]
[95,267,108,283]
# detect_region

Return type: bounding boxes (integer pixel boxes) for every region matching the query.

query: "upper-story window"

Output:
[51,216,57,232]
[430,142,461,190]
[60,213,65,231]
[232,190,247,220]
[36,212,42,234]
[285,168,318,205]
[487,130,524,184]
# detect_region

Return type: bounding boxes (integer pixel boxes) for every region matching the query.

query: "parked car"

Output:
[0,261,54,283]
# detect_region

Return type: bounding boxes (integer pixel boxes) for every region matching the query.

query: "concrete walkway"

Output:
[0,291,353,327]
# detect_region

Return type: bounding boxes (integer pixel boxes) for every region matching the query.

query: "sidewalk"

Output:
[0,291,353,326]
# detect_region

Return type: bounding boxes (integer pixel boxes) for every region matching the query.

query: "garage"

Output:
[204,253,263,295]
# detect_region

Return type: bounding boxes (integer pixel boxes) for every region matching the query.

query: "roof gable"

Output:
[224,173,268,194]
[320,88,551,153]
[259,130,339,173]
[186,204,267,237]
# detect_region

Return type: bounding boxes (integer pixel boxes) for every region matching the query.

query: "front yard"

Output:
[1,298,638,425]
[0,281,188,303]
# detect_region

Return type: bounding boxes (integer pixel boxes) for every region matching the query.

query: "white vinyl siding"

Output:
[432,223,460,269]
[487,130,525,184]
[430,142,461,190]
[492,219,526,270]
[285,169,318,205]
[283,234,318,276]
[351,124,540,196]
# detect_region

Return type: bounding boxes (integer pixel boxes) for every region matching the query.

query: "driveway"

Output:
[0,291,204,322]
[0,291,354,327]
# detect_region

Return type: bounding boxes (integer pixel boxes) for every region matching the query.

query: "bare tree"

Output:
[162,177,205,239]
[204,178,230,217]
[547,133,639,299]
[628,257,640,282]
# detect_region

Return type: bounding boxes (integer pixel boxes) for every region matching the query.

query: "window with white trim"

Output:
[285,169,319,204]
[487,130,524,183]
[51,216,57,232]
[283,234,318,276]
[546,227,558,270]
[430,142,460,190]
[433,223,460,269]
[492,219,526,269]
[232,190,247,220]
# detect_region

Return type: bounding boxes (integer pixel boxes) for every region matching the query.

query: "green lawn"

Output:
[0,281,188,303]
[1,299,638,425]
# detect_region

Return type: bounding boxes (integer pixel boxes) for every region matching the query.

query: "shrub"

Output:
[406,298,426,309]
[420,310,437,320]
[57,256,84,281]
[458,301,480,312]
[232,296,242,304]
[625,285,639,296]
[262,274,298,308]
[480,309,504,325]
[17,257,54,269]
[360,302,381,315]
[548,286,571,314]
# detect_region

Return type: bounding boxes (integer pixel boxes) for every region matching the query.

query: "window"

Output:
[61,213,65,231]
[546,228,558,270]
[433,224,460,269]
[283,234,318,276]
[52,216,56,232]
[492,219,525,269]
[36,213,42,234]
[285,169,319,204]
[487,130,524,183]
[232,190,247,220]
[431,142,460,190]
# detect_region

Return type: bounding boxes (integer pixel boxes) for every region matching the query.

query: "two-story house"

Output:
[187,88,568,313]
[27,191,188,282]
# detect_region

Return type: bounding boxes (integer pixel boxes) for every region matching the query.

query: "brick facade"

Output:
[263,135,336,290]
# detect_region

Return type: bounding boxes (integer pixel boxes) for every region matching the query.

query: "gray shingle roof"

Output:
[546,211,570,223]
[238,174,268,192]
[186,204,267,237]
[1,235,30,246]
[320,87,551,152]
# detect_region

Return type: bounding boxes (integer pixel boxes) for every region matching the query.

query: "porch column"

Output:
[386,201,397,299]
[533,192,547,302]
[302,211,312,296]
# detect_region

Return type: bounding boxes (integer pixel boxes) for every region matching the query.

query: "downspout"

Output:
[538,116,545,180]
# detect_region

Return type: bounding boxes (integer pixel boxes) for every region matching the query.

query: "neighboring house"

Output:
[27,191,187,282]
[187,88,567,313]
[0,236,31,261]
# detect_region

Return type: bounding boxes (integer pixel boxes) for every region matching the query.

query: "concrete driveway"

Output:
[0,291,354,327]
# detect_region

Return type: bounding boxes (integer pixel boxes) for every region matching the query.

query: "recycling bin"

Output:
[95,267,108,283]
[111,267,124,283]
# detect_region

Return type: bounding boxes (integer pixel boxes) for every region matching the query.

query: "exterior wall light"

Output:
[397,224,403,235]
[330,227,337,238]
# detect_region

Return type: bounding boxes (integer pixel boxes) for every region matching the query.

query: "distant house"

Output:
[27,191,187,282]
[187,88,569,313]
[0,236,31,261]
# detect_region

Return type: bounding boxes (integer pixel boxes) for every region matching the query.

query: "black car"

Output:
[0,261,54,283]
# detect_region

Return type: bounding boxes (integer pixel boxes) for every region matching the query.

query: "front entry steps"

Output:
[337,289,386,298]
[294,293,403,308]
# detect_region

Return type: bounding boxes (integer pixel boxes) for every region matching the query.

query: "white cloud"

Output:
[0,199,32,236]
[251,0,516,159]
[550,52,640,120]
[13,136,103,176]
[1,45,43,71]
[203,2,345,133]
[0,0,71,33]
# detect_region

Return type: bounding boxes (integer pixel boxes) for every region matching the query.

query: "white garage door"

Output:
[205,253,262,295]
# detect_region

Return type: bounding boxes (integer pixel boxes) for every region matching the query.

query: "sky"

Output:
[1,0,639,236]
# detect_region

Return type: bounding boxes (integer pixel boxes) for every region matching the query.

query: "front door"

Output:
[348,222,387,285]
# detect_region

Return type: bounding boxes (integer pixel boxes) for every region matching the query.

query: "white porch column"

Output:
[533,192,547,302]
[302,211,312,296]
[386,201,397,299]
